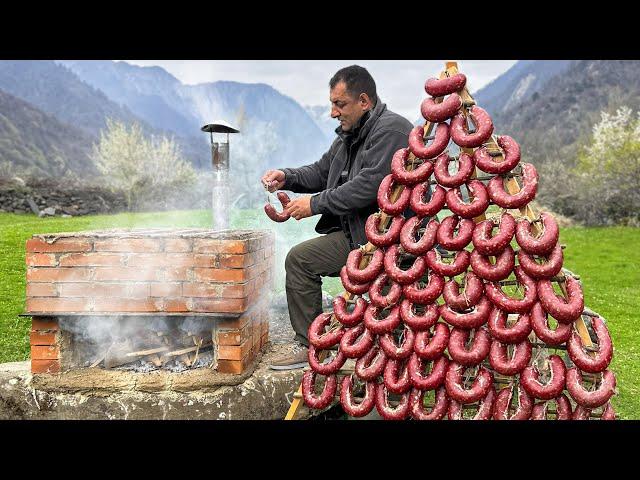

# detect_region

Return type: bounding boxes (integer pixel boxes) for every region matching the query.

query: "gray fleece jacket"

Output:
[280,98,413,248]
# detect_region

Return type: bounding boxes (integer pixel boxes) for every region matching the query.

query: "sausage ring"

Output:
[450,106,494,148]
[484,266,537,314]
[425,73,467,97]
[440,296,492,329]
[472,213,516,256]
[408,354,449,390]
[355,344,387,381]
[492,383,533,420]
[448,327,491,366]
[368,272,403,308]
[521,354,567,400]
[488,338,532,376]
[302,370,337,410]
[572,402,616,420]
[420,93,462,123]
[363,304,401,335]
[410,183,446,217]
[402,271,445,305]
[408,123,450,160]
[436,215,474,251]
[409,386,449,420]
[566,368,616,409]
[308,344,346,375]
[531,393,572,420]
[530,302,572,346]
[339,375,376,417]
[378,174,412,216]
[445,362,493,404]
[332,296,368,327]
[340,266,371,295]
[264,191,291,222]
[487,307,532,344]
[400,216,439,256]
[390,147,434,185]
[413,322,450,360]
[517,243,564,280]
[448,387,496,420]
[308,312,344,349]
[379,324,415,360]
[375,384,410,420]
[537,275,584,324]
[345,247,384,284]
[445,180,490,219]
[365,213,404,248]
[339,323,375,358]
[426,249,471,277]
[442,271,484,311]
[514,213,559,256]
[487,162,538,209]
[399,300,440,332]
[567,315,613,373]
[433,152,476,188]
[470,245,515,282]
[473,135,521,175]
[383,244,427,285]
[383,358,412,394]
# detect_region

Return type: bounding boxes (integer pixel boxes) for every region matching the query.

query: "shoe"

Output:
[269,343,309,370]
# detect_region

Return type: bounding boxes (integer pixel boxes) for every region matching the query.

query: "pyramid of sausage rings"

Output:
[275,72,616,420]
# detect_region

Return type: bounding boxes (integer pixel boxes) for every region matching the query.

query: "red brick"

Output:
[193,239,248,255]
[189,297,249,314]
[58,283,150,298]
[260,332,269,349]
[164,267,191,281]
[31,318,58,331]
[193,268,246,283]
[27,298,89,313]
[59,253,124,267]
[93,298,159,313]
[31,359,61,374]
[30,330,57,345]
[191,255,218,268]
[26,237,93,253]
[252,324,261,346]
[216,324,252,346]
[164,238,192,252]
[26,283,58,297]
[94,238,161,253]
[182,282,252,299]
[31,344,59,360]
[93,267,161,282]
[216,313,251,330]
[218,339,252,361]
[127,253,196,268]
[27,267,92,282]
[218,252,259,269]
[163,298,190,312]
[149,283,182,297]
[26,253,58,267]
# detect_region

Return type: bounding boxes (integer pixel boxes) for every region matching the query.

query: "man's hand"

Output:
[261,169,286,192]
[285,195,313,220]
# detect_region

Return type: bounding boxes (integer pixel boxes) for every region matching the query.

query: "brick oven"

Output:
[25,228,274,377]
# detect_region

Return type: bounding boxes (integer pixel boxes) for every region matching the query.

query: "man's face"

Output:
[330,81,371,132]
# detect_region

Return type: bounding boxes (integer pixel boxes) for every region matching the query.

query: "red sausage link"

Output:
[492,384,533,420]
[473,135,521,175]
[470,245,515,282]
[420,93,462,123]
[448,387,496,420]
[537,275,584,324]
[488,338,532,376]
[400,217,439,256]
[413,322,450,360]
[518,243,564,280]
[402,271,445,305]
[601,402,617,420]
[567,316,613,373]
[308,312,344,349]
[426,249,471,277]
[487,307,532,344]
[400,301,440,332]
[390,147,434,185]
[433,152,476,188]
[484,266,537,314]
[530,302,572,345]
[573,402,616,420]
[487,162,538,209]
[355,344,387,381]
[443,272,484,311]
[472,213,516,256]
[333,296,368,327]
[264,191,291,222]
[345,248,384,284]
[445,180,490,219]
[339,375,376,417]
[531,393,572,420]
[521,354,567,400]
[379,324,415,360]
[302,370,337,410]
[436,215,474,251]
[368,273,403,308]
[340,266,371,295]
[409,386,449,420]
[440,296,492,329]
[408,123,450,160]
[383,244,427,285]
[383,358,412,394]
[450,106,494,148]
[566,368,616,409]
[410,183,446,217]
[445,362,493,404]
[363,304,401,335]
[365,213,404,248]
[425,73,467,97]
[339,323,375,358]
[308,344,346,375]
[378,174,412,216]
[515,213,559,256]
[448,327,491,366]
[375,384,410,420]
[408,354,449,390]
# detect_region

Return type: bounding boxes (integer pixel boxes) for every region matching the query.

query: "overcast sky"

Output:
[126,60,517,120]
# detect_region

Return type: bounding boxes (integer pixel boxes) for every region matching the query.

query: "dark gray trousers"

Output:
[285,230,352,346]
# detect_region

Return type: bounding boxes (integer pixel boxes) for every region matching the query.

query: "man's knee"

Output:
[285,243,305,274]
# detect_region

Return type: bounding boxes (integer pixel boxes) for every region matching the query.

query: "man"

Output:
[262,65,413,369]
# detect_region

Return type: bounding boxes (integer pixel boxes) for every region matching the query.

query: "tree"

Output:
[91,119,196,210]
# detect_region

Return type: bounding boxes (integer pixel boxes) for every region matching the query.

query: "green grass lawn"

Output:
[0,210,638,418]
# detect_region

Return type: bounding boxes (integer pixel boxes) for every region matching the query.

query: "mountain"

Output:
[0,88,97,176]
[58,61,330,169]
[304,104,337,141]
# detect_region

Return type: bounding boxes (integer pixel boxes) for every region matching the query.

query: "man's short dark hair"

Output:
[330,65,377,103]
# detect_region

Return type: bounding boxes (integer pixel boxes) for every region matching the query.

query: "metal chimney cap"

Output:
[201,121,240,134]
